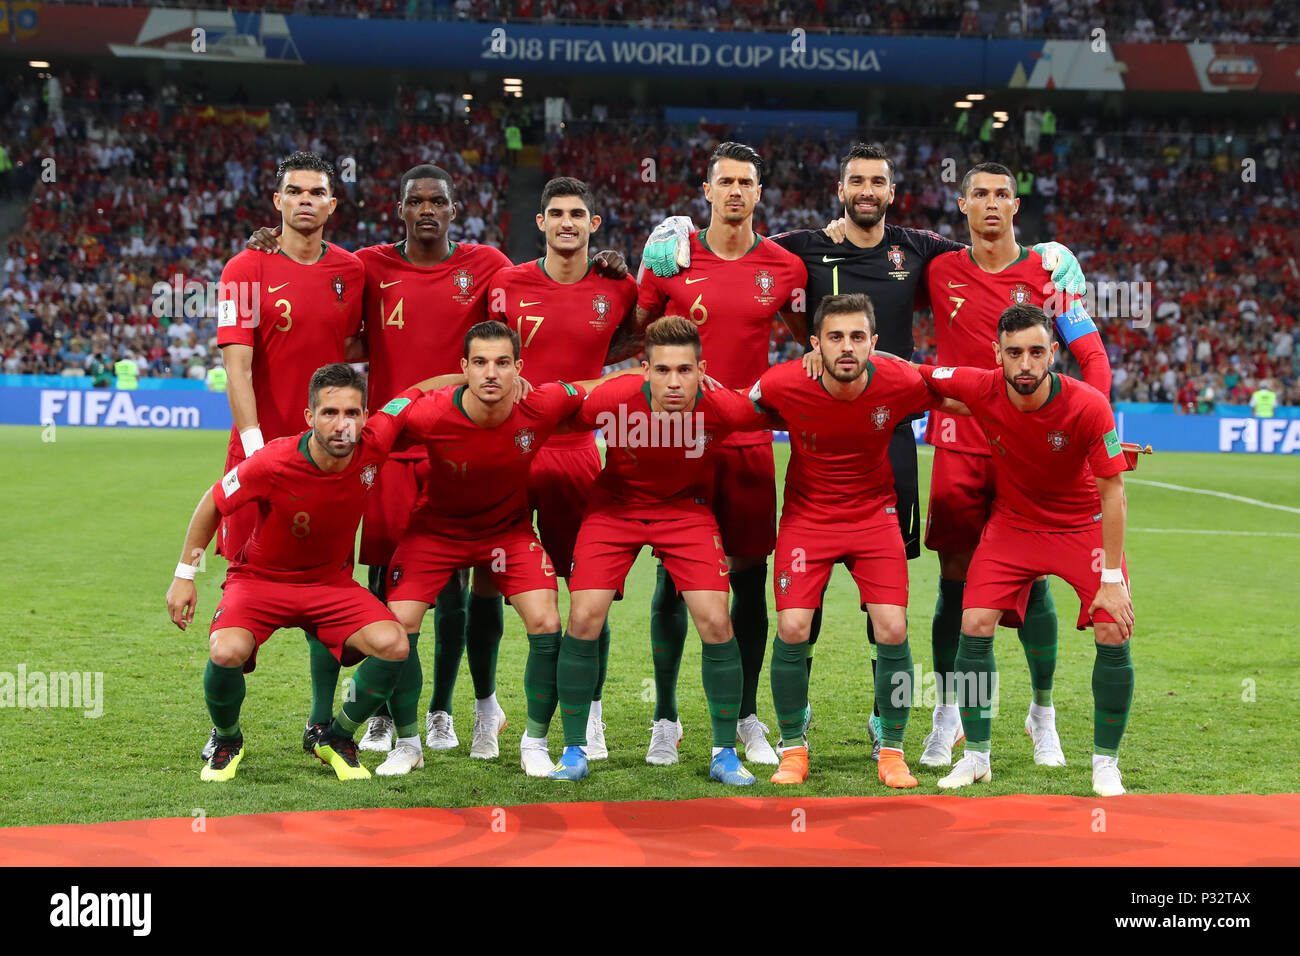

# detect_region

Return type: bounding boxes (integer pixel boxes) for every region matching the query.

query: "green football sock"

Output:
[955,632,997,753]
[389,634,423,739]
[429,575,467,714]
[523,630,561,740]
[1018,578,1058,707]
[769,636,809,745]
[203,660,245,738]
[701,637,743,748]
[875,640,914,747]
[932,578,964,706]
[729,564,768,718]
[333,655,405,736]
[556,633,599,747]
[466,593,504,700]
[592,617,611,702]
[306,631,341,726]
[650,562,688,722]
[1092,641,1135,756]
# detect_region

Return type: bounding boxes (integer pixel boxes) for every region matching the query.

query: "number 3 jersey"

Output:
[210,387,423,583]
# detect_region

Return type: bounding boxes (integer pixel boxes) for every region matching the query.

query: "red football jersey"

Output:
[217,243,364,462]
[924,247,1111,455]
[918,365,1125,532]
[210,387,422,583]
[752,358,939,528]
[357,240,513,413]
[488,258,638,449]
[575,374,770,519]
[637,230,807,446]
[401,381,586,539]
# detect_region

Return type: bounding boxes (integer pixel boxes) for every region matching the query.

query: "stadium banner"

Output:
[0,374,209,391]
[0,387,231,431]
[13,5,1294,92]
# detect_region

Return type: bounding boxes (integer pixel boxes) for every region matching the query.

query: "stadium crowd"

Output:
[46,0,1298,41]
[2,72,1298,407]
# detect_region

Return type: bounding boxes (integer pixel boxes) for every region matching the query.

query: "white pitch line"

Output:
[1128,528,1300,538]
[1125,478,1300,515]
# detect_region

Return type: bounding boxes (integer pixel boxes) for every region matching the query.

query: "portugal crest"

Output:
[776,570,792,595]
[888,245,905,269]
[592,293,610,325]
[360,463,377,487]
[452,269,475,302]
[514,427,536,454]
[1047,430,1071,452]
[754,270,775,297]
[332,274,346,301]
[390,566,404,585]
[213,606,225,622]
[1010,282,1033,305]
[871,405,891,430]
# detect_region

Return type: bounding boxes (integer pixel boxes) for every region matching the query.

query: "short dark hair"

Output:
[399,164,456,203]
[644,316,702,361]
[997,303,1052,339]
[308,362,367,410]
[961,162,1016,197]
[463,319,520,360]
[839,143,895,184]
[539,176,596,215]
[812,292,876,337]
[277,151,336,194]
[707,141,763,184]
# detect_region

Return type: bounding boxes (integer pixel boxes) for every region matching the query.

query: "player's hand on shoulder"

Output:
[1033,241,1087,298]
[642,215,694,278]
[591,249,628,280]
[822,217,848,243]
[1089,581,1134,639]
[166,578,198,631]
[247,224,282,254]
[802,349,823,379]
[514,376,534,402]
[700,373,723,392]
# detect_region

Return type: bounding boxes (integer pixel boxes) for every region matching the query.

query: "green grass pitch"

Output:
[0,423,1296,826]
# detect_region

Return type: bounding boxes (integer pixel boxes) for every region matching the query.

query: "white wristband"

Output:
[239,426,264,457]
[1100,567,1125,584]
[174,561,199,581]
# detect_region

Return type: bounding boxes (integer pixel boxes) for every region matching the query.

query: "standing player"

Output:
[377,321,628,776]
[635,142,808,766]
[917,305,1134,798]
[917,163,1113,770]
[644,143,1086,756]
[550,317,775,784]
[751,294,964,788]
[488,176,640,764]
[166,364,424,782]
[207,152,364,760]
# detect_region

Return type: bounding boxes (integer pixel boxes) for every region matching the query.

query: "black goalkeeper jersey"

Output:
[772,224,964,360]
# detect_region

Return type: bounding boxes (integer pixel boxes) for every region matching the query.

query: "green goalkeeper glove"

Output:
[1032,241,1087,298]
[641,216,695,278]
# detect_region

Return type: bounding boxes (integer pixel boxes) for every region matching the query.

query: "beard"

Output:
[845,200,886,230]
[825,352,865,382]
[313,427,356,458]
[1005,369,1048,395]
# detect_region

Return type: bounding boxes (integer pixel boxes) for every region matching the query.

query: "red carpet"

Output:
[3,794,1297,866]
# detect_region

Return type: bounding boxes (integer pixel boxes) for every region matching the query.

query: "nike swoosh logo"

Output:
[380,280,402,288]
[721,709,736,715]
[683,277,708,284]
[947,281,967,288]
[519,300,542,307]
[562,708,580,715]
[822,256,844,263]
[267,283,289,293]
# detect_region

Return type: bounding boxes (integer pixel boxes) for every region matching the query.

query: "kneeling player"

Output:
[917,305,1135,797]
[165,364,424,782]
[550,317,775,784]
[752,294,962,788]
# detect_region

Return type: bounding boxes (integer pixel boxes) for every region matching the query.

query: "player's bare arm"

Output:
[343,333,367,362]
[778,305,807,343]
[603,309,644,364]
[1089,472,1134,638]
[221,343,261,452]
[165,488,222,630]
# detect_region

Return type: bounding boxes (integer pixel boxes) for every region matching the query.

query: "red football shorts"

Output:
[210,572,398,673]
[708,442,777,558]
[387,523,558,604]
[570,510,730,598]
[359,455,430,567]
[925,447,996,554]
[963,518,1131,630]
[527,438,601,577]
[773,512,910,611]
